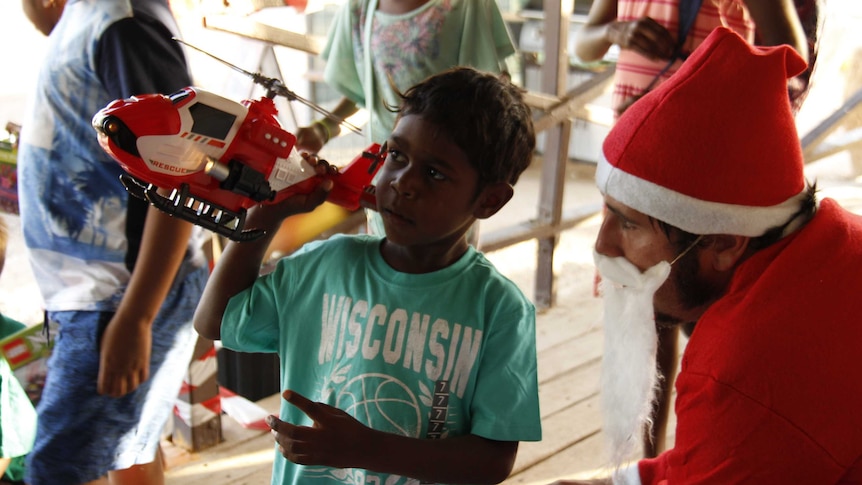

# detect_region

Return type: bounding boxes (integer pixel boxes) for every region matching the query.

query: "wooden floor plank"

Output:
[536,358,601,421]
[511,393,602,475]
[504,433,616,484]
[537,327,603,385]
[165,394,281,484]
[534,298,602,353]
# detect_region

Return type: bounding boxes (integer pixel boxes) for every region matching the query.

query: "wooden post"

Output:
[535,0,575,310]
[172,336,223,451]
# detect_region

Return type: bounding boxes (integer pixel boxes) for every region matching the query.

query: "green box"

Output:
[0,140,18,214]
[0,321,56,406]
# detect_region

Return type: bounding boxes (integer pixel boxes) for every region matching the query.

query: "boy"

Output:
[195,66,541,484]
[16,0,209,483]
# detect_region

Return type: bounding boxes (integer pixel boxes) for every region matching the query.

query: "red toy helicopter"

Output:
[92,40,383,242]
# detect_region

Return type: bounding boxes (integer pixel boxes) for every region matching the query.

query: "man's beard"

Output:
[593,250,671,469]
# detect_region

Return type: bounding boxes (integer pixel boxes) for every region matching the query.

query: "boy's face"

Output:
[375,114,488,249]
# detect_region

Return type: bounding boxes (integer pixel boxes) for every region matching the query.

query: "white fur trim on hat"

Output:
[596,154,807,237]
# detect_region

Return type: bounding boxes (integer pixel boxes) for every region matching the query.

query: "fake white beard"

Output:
[593,250,671,469]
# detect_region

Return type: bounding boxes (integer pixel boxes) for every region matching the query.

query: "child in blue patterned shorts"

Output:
[16,0,210,483]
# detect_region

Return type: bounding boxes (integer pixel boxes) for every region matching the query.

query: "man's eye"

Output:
[608,210,637,230]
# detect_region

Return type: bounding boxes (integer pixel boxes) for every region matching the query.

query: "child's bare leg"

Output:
[107,450,164,485]
[0,458,11,479]
[81,446,165,485]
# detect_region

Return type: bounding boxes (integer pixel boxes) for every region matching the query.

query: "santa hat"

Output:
[596,27,809,237]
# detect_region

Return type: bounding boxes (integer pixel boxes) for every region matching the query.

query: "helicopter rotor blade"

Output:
[173,37,363,136]
[270,82,363,135]
[174,38,258,79]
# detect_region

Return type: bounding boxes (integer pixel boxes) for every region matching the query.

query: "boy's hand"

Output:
[607,17,675,60]
[266,390,369,468]
[246,154,334,228]
[97,316,151,397]
[294,125,326,154]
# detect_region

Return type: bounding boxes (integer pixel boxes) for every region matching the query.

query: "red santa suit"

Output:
[640,198,862,483]
[595,27,862,484]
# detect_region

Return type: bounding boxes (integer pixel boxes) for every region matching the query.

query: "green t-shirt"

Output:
[222,235,541,484]
[322,0,516,239]
[322,0,516,144]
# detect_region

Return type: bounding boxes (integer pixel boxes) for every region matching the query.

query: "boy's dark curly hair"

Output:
[396,66,536,188]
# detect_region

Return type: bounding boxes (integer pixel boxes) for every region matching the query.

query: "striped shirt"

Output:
[613,0,754,117]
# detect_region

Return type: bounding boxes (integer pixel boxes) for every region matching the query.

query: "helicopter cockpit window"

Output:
[188,103,237,140]
[169,89,191,105]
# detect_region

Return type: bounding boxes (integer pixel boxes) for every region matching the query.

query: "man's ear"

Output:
[705,234,750,272]
[474,182,514,219]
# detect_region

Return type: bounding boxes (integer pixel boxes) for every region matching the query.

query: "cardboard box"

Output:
[0,321,56,406]
[0,139,17,215]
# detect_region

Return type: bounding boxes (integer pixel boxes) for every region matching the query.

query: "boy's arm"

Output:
[194,160,334,341]
[744,0,808,60]
[268,390,518,484]
[548,480,612,485]
[574,0,675,63]
[97,209,193,397]
[192,212,279,342]
[366,432,516,485]
[574,0,618,62]
[294,97,359,153]
[94,5,194,398]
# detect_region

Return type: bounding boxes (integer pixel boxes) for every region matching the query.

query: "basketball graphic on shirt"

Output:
[335,373,422,436]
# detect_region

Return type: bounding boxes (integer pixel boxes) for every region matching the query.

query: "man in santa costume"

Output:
[553,26,862,484]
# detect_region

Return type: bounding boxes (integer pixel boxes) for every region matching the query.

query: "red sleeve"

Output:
[642,371,846,484]
[638,456,668,485]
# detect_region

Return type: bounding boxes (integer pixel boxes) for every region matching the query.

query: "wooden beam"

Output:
[202,14,325,55]
[801,86,862,163]
[479,203,602,253]
[533,66,615,134]
[524,90,562,111]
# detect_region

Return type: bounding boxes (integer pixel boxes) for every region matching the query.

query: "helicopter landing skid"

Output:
[119,174,266,242]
